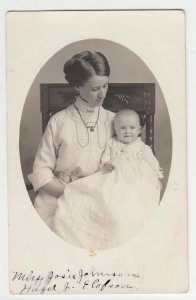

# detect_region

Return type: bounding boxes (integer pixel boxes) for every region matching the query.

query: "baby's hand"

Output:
[103,161,115,171]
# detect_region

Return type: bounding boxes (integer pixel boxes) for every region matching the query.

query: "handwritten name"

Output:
[11,266,143,294]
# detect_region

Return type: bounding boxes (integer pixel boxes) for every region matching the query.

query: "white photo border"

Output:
[1,1,196,299]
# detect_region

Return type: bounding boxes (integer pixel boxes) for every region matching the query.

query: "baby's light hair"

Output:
[113,109,140,129]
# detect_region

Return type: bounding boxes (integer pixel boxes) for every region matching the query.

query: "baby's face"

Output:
[114,115,141,144]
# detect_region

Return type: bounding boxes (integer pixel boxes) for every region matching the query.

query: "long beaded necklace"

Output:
[73,104,100,132]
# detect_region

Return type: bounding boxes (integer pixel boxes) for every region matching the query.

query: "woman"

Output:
[28,51,115,228]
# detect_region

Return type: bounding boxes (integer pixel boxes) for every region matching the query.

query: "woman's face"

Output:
[77,75,109,107]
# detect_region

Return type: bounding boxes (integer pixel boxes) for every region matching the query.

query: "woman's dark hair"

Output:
[63,51,110,87]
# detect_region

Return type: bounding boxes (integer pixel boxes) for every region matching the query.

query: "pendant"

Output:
[90,127,95,132]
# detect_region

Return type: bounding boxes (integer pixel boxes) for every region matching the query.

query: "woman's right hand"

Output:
[38,177,65,198]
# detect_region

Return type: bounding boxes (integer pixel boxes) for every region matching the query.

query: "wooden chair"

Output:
[26,82,155,190]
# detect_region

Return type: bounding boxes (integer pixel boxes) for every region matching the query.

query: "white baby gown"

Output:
[53,137,163,250]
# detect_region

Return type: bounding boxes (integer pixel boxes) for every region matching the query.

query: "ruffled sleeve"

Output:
[142,145,164,179]
[28,117,57,191]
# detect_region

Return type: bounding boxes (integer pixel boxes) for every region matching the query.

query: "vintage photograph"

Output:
[7,10,187,295]
[20,39,172,251]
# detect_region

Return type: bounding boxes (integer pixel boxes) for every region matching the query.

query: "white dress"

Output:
[53,137,163,250]
[28,99,115,227]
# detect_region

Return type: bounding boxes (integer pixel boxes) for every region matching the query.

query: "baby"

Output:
[53,110,163,250]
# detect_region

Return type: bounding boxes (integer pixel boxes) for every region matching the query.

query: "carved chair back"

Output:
[40,83,155,152]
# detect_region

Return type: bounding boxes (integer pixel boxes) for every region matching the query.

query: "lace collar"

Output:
[115,137,142,149]
[74,97,99,114]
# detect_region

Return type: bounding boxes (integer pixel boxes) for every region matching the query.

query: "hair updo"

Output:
[63,51,110,87]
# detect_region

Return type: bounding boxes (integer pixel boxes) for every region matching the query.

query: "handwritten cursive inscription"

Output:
[11,266,144,294]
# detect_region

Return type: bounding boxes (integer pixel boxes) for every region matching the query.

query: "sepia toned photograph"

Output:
[20,39,172,251]
[7,10,187,295]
